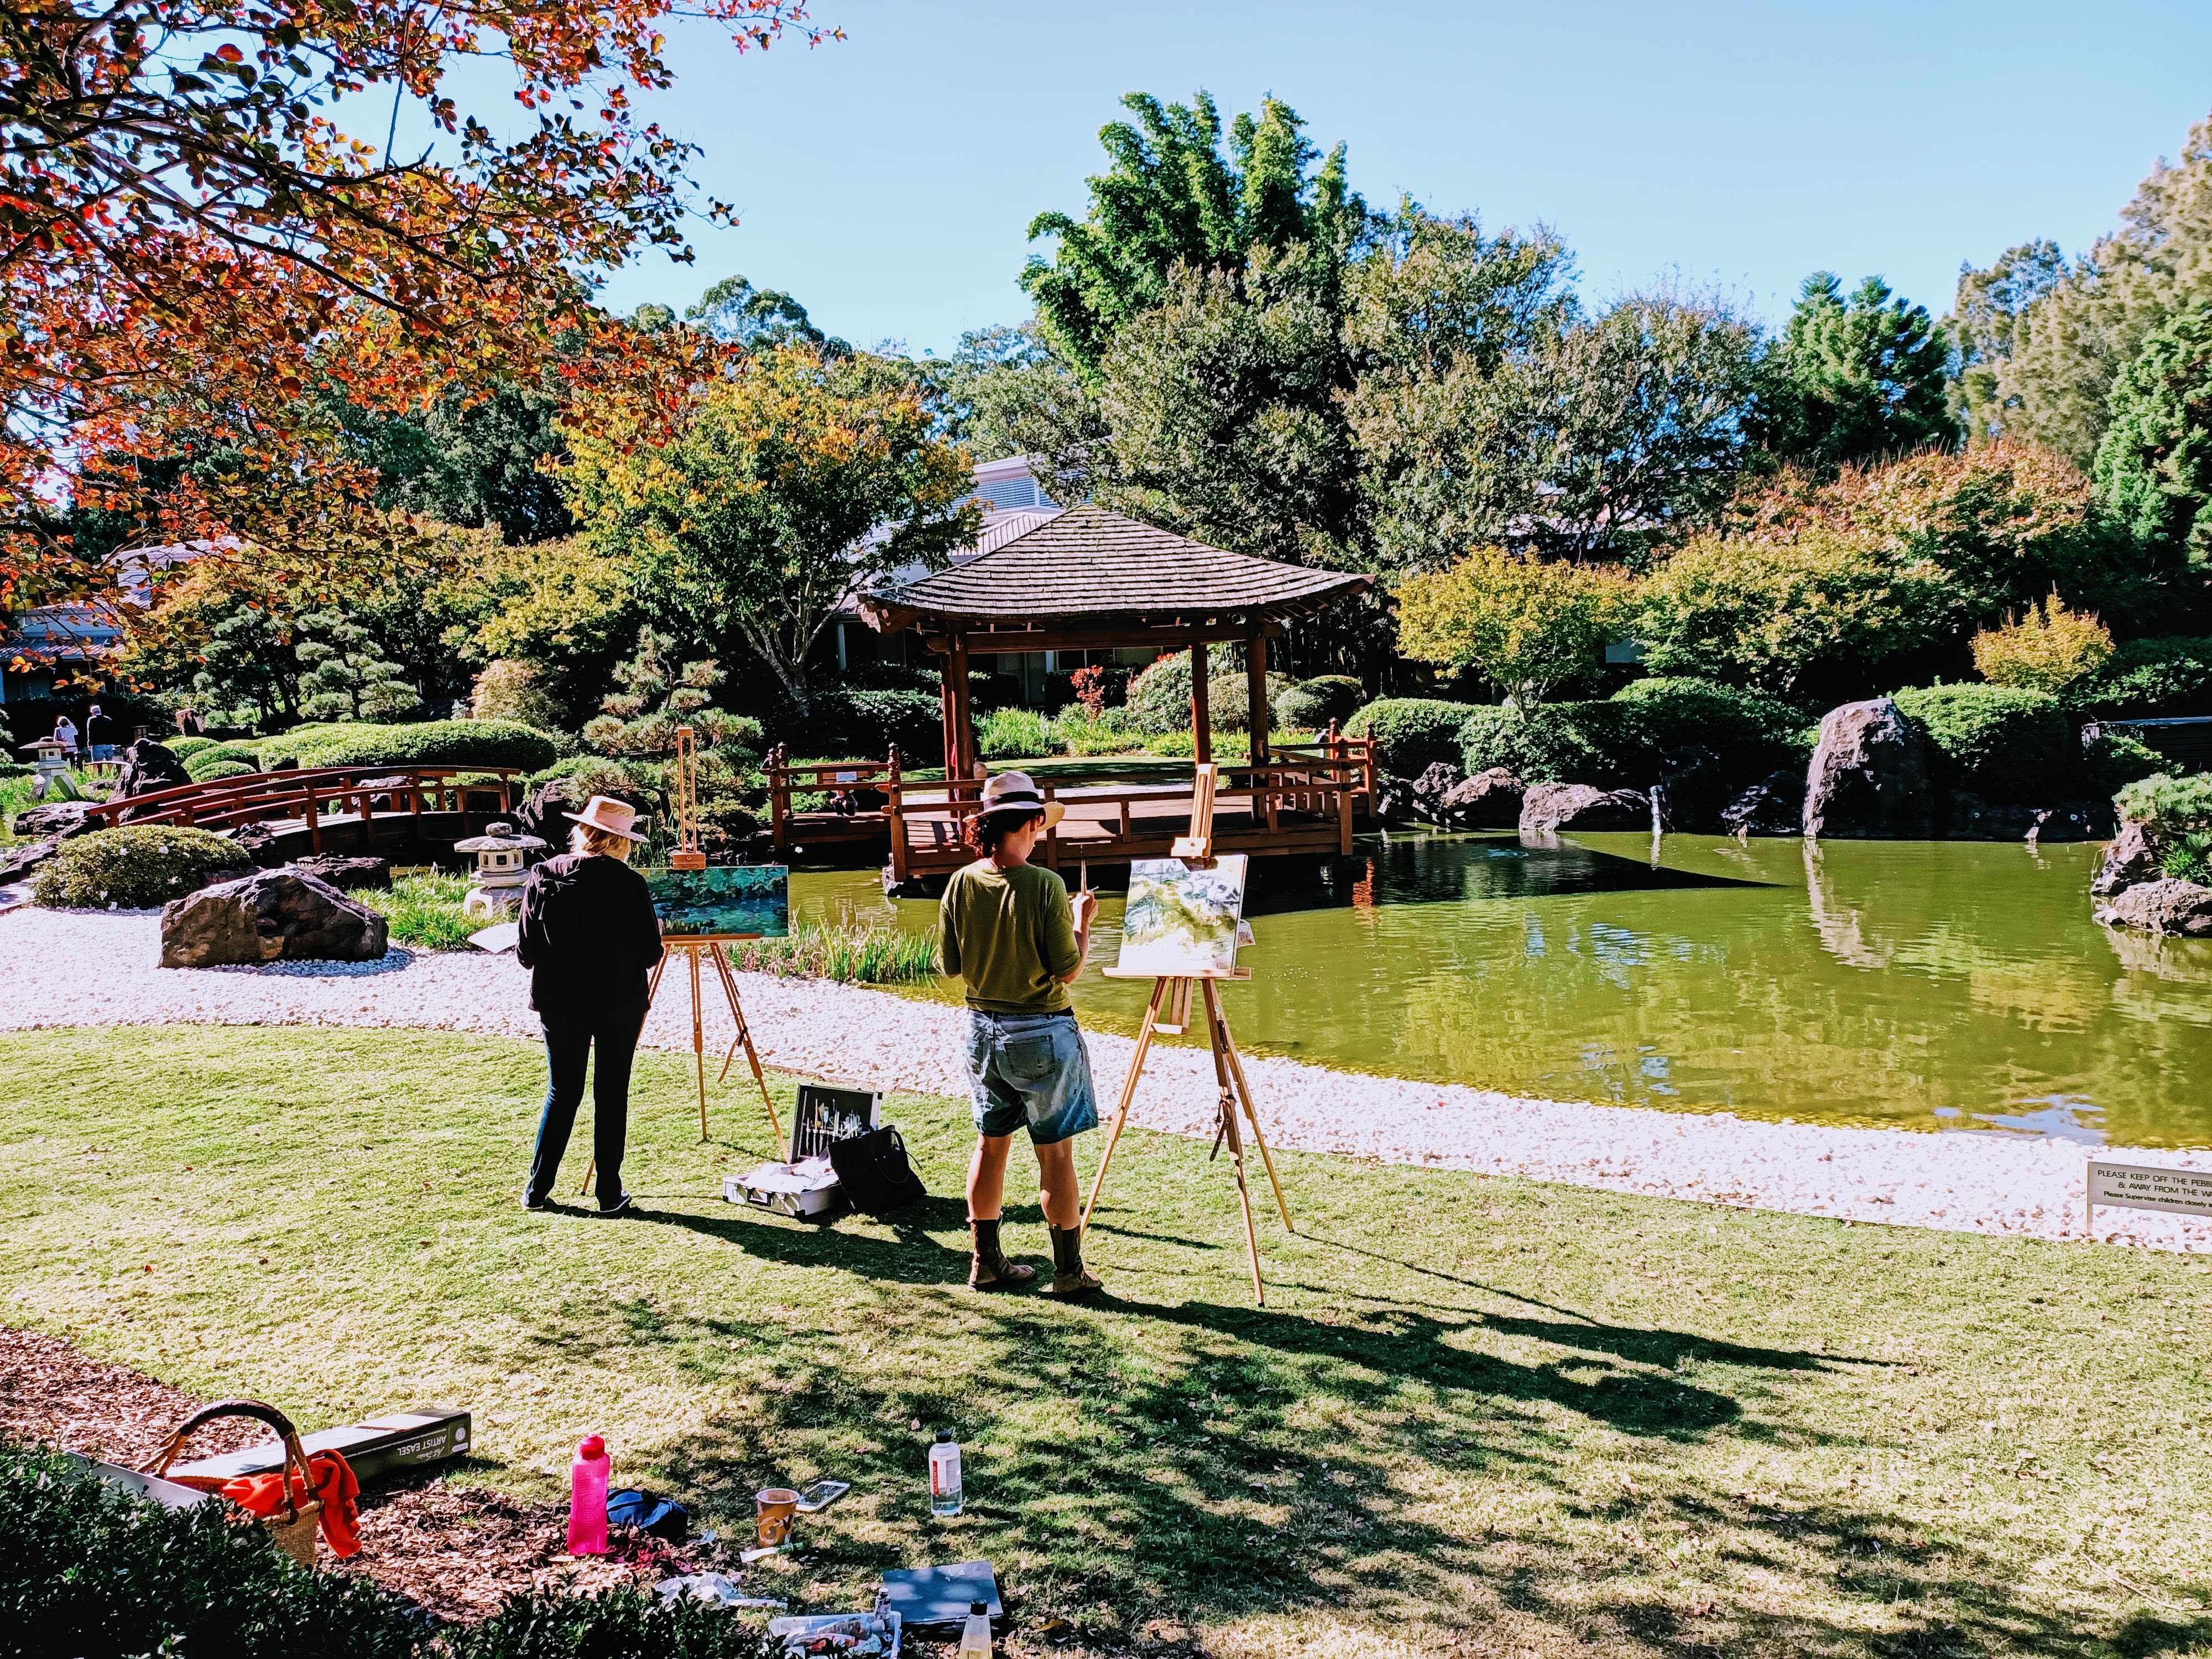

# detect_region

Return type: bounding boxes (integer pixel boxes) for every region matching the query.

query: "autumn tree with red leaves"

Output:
[1,0,830,630]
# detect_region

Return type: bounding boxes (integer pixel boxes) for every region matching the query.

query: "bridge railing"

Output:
[81,766,520,853]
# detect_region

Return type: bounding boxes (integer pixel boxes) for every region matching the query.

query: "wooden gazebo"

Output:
[859,504,1373,774]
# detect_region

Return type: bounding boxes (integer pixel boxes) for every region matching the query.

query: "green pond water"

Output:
[788,833,2212,1149]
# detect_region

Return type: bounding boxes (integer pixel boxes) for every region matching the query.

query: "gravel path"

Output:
[6,907,2208,1251]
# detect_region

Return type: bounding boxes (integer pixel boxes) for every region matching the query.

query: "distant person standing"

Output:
[49,714,80,763]
[85,704,117,763]
[938,770,1104,1296]
[515,796,665,1216]
[175,706,205,738]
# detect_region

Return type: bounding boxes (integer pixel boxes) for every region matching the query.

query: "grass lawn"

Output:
[3,1024,2210,1657]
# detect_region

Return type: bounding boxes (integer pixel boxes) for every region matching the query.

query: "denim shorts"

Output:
[964,1009,1099,1145]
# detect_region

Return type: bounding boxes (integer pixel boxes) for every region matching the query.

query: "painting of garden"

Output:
[11,5,2212,1656]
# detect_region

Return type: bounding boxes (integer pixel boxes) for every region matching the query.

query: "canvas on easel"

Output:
[1081,765,1291,1305]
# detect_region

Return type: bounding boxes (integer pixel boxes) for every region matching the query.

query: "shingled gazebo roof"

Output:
[859,504,1370,641]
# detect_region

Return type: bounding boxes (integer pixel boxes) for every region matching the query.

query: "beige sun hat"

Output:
[564,795,648,841]
[978,770,1064,828]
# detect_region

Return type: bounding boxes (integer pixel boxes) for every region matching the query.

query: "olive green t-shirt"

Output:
[938,859,1080,1013]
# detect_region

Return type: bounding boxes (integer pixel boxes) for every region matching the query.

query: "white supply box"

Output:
[726,1156,843,1219]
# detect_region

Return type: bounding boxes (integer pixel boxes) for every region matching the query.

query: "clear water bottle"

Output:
[928,1429,963,1517]
[567,1434,609,1555]
[958,1599,992,1658]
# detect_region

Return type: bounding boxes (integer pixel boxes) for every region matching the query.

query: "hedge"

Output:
[32,825,242,909]
[184,744,259,781]
[1455,678,1807,787]
[1344,698,1477,775]
[255,719,558,775]
[187,760,255,785]
[2074,635,2212,719]
[166,735,218,761]
[1890,684,2075,803]
[783,687,942,763]
[1275,675,1364,731]
[1,1446,771,1659]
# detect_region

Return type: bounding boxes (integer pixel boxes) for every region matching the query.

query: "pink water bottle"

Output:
[568,1434,610,1555]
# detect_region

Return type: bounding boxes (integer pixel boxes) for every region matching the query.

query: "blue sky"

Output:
[551,1,2212,353]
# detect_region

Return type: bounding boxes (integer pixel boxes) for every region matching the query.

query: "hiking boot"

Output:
[968,1219,1035,1292]
[1048,1224,1103,1296]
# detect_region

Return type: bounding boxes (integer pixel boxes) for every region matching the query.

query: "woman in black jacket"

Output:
[516,796,664,1215]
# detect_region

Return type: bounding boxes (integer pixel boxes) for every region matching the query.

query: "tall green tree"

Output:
[1948,112,2212,467]
[2094,305,2212,570]
[1947,239,2067,445]
[1759,273,1956,472]
[1020,91,1370,382]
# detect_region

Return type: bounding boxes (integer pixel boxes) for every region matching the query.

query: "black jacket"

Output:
[517,853,665,1019]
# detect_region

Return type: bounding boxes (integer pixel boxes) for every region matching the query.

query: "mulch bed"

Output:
[1,1325,709,1622]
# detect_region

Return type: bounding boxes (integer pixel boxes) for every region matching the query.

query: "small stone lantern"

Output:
[25,738,70,785]
[454,821,545,916]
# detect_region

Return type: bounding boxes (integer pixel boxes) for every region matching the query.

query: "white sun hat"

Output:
[563,795,648,841]
[978,770,1065,828]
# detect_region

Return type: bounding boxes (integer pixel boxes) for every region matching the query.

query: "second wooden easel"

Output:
[583,726,782,1193]
[1077,764,1293,1305]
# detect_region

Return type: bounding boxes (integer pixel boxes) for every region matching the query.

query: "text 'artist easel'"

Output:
[582,726,782,1193]
[1078,764,1292,1305]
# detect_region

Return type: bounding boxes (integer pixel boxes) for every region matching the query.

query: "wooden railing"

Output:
[81,765,520,853]
[761,745,904,848]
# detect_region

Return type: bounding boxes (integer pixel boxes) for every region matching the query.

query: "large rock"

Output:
[160,870,389,967]
[290,854,392,891]
[1438,767,1525,829]
[1408,761,1467,824]
[1655,746,1728,834]
[1519,782,1651,837]
[0,836,63,884]
[2094,878,2212,938]
[513,780,577,849]
[13,799,98,839]
[1803,698,1934,839]
[114,740,193,816]
[1721,770,1804,837]
[1371,774,1418,825]
[2091,821,2161,898]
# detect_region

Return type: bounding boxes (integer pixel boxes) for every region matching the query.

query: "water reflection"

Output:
[790,831,2212,1149]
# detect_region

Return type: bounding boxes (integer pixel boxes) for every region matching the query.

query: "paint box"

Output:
[726,1157,843,1219]
[166,1406,472,1485]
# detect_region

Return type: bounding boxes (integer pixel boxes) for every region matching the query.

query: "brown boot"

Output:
[968,1219,1035,1292]
[1048,1224,1103,1296]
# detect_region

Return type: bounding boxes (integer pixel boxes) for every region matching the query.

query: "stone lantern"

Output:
[454,821,545,916]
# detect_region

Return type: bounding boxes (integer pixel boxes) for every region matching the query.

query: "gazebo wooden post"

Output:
[1245,619,1271,770]
[948,632,977,782]
[1188,640,1212,765]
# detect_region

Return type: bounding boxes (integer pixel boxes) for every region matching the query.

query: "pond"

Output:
[790,833,2212,1150]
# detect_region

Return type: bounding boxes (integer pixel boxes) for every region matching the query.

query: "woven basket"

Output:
[140,1399,324,1567]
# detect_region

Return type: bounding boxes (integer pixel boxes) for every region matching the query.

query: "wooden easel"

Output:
[1077,765,1293,1305]
[581,727,783,1193]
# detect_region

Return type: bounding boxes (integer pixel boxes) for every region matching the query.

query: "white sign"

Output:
[2086,1160,2212,1223]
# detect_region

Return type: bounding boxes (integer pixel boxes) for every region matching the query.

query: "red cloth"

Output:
[222,1449,362,1558]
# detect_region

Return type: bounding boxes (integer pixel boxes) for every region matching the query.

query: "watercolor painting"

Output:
[644,864,790,937]
[1117,854,1249,974]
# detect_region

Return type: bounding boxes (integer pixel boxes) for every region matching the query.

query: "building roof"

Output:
[860,504,1370,635]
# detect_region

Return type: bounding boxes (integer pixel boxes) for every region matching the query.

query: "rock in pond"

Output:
[1438,767,1525,829]
[1520,782,1650,836]
[1407,762,1466,824]
[160,870,389,968]
[1803,698,1934,839]
[1656,747,1728,834]
[2091,821,2161,898]
[2094,878,2212,938]
[1721,771,1804,837]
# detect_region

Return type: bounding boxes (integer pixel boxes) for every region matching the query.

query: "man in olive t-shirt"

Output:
[938,771,1102,1295]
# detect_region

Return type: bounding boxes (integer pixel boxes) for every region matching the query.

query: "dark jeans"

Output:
[525,1006,647,1209]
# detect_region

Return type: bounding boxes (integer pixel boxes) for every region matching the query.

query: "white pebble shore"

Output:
[6,907,2208,1251]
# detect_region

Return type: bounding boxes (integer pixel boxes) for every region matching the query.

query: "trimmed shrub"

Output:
[184,743,258,781]
[2074,636,2212,718]
[1145,730,1199,757]
[1275,675,1364,731]
[791,687,942,763]
[1344,698,1477,775]
[32,825,242,909]
[256,718,558,775]
[1608,677,1808,777]
[1458,703,1616,785]
[188,760,255,785]
[167,735,218,761]
[2115,772,2212,833]
[1455,681,1806,787]
[1890,684,2074,802]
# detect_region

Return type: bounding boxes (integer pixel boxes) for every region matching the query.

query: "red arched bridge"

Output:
[82,766,524,857]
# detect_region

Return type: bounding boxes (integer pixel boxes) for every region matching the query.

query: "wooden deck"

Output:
[766,740,1375,885]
